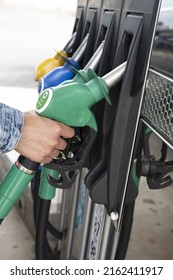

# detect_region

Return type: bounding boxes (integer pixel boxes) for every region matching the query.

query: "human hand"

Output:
[15,110,74,163]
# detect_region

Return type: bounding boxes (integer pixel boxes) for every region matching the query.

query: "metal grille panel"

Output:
[141,69,173,144]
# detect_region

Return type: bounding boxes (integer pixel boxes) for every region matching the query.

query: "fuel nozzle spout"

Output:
[70,34,89,62]
[102,61,127,89]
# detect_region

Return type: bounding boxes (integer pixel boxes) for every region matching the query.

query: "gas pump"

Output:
[0,0,162,261]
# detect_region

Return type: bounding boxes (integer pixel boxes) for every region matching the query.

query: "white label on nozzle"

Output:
[36,88,53,113]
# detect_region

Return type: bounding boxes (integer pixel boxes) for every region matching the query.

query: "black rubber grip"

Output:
[18,155,40,171]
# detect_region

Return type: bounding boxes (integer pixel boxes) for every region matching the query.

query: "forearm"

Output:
[0,103,23,153]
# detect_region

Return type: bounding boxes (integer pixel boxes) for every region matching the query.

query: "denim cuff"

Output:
[0,103,24,153]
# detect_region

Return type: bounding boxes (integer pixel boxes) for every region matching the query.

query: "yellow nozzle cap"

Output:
[35,50,68,81]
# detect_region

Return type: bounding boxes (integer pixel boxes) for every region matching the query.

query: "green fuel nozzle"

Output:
[36,61,127,131]
[36,72,109,132]
[0,62,126,220]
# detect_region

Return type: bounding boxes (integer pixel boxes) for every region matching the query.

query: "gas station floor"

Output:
[0,1,173,260]
[0,170,173,260]
[0,207,35,260]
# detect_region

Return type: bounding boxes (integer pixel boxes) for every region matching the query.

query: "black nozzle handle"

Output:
[72,34,89,61]
[17,155,40,173]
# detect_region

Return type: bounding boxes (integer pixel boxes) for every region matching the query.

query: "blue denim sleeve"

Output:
[0,103,24,153]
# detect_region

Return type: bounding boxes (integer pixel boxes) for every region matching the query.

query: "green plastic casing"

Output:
[39,167,59,200]
[36,71,109,132]
[0,164,34,219]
